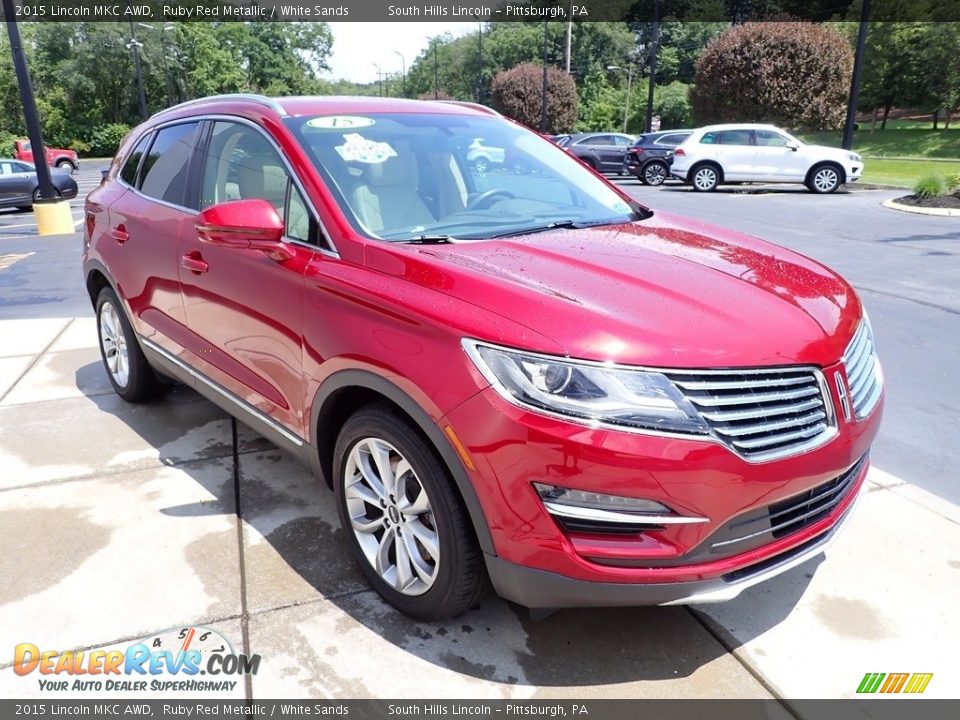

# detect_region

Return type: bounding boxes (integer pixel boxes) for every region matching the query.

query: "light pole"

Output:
[127,20,148,119]
[393,51,406,97]
[644,0,661,134]
[607,65,634,134]
[842,0,871,150]
[138,22,175,108]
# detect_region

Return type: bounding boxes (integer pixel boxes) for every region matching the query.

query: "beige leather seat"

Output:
[350,151,435,234]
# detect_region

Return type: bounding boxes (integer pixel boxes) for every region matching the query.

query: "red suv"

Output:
[84,95,883,620]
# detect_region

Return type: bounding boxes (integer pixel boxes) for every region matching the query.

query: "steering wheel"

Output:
[466,189,516,211]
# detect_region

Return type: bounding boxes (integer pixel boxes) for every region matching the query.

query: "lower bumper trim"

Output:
[485,485,861,609]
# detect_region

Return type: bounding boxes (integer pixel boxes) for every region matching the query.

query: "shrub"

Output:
[69,139,92,156]
[947,172,960,191]
[654,82,693,129]
[691,22,853,130]
[491,63,578,134]
[913,174,948,198]
[88,123,132,158]
[0,130,18,157]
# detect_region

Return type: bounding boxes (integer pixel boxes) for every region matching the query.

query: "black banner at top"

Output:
[1,0,959,23]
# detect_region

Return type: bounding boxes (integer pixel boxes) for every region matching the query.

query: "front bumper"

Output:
[443,369,881,604]
[485,486,860,607]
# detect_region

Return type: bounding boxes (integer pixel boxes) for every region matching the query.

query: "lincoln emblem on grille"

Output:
[835,371,852,422]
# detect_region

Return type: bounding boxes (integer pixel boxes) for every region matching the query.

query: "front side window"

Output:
[755,130,790,147]
[139,123,200,206]
[201,121,322,246]
[284,113,643,242]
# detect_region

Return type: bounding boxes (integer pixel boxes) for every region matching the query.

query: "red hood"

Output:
[366,212,861,368]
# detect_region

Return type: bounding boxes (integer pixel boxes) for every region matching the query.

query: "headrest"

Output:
[366,149,417,188]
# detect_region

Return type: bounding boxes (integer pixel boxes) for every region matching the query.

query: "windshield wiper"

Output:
[488,219,617,239]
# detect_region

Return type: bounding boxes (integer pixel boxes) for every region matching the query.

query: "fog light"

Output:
[534,482,708,527]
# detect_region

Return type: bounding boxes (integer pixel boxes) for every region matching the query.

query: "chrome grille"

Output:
[843,320,882,420]
[663,367,834,461]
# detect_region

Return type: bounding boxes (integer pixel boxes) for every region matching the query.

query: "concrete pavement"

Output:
[0,312,957,704]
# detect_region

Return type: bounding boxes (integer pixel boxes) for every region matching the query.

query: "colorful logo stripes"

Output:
[857,672,933,694]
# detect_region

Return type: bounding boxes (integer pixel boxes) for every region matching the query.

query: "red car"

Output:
[14,138,79,172]
[84,95,883,620]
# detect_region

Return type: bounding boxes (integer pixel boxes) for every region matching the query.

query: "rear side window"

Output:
[139,122,201,207]
[657,134,689,146]
[716,130,753,146]
[119,134,151,186]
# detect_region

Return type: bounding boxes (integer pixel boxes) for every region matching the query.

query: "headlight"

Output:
[847,153,861,162]
[462,340,709,434]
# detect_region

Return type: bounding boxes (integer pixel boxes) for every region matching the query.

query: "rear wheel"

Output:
[96,287,163,402]
[55,159,74,172]
[642,161,669,186]
[807,164,842,193]
[691,164,721,192]
[32,187,62,204]
[472,157,490,173]
[334,404,487,620]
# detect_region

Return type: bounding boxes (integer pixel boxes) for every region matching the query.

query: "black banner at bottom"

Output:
[1,700,957,720]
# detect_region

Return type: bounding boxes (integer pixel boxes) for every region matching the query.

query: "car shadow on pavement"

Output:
[80,367,817,690]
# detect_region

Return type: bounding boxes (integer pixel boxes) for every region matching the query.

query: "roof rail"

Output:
[152,94,287,119]
[435,100,501,116]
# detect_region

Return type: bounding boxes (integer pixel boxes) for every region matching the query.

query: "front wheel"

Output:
[334,404,487,620]
[807,164,842,193]
[472,157,490,173]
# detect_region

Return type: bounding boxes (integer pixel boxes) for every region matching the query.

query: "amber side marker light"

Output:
[443,425,476,471]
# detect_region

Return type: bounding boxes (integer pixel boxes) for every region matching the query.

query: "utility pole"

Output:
[607,65,634,134]
[644,0,660,133]
[433,39,439,99]
[540,21,549,132]
[842,0,871,150]
[127,19,148,119]
[372,64,382,97]
[393,50,406,97]
[477,23,483,103]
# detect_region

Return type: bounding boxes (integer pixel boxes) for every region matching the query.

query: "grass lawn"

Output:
[858,158,960,188]
[798,125,960,188]
[801,128,960,159]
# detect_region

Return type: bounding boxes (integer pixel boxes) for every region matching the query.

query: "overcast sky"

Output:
[323,22,477,84]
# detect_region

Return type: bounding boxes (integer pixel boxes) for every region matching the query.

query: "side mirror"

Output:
[786,141,799,152]
[195,199,293,260]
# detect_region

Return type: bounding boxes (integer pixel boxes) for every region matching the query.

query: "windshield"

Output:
[283,113,644,242]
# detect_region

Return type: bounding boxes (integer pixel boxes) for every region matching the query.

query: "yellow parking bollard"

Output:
[33,199,75,236]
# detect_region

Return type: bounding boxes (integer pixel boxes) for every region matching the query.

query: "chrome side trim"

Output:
[543,501,709,525]
[140,337,304,447]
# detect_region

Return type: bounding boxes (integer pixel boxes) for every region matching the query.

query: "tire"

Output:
[472,157,490,173]
[690,163,721,192]
[642,161,669,186]
[32,187,62,204]
[95,287,163,402]
[334,404,487,620]
[807,163,843,194]
[55,159,74,172]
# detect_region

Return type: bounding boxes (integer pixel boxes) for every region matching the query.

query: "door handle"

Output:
[181,252,209,274]
[110,225,130,243]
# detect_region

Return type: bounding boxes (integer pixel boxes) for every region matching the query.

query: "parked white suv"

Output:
[671,124,863,193]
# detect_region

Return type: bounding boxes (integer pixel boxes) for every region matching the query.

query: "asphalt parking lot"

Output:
[1,167,957,705]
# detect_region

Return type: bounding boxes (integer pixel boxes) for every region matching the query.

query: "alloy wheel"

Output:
[344,437,440,596]
[99,301,129,388]
[813,167,840,193]
[693,166,718,191]
[644,163,668,186]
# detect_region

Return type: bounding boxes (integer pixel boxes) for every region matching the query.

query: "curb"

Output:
[881,198,960,217]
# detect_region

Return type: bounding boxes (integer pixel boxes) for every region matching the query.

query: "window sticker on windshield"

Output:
[307,116,375,130]
[335,133,397,164]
